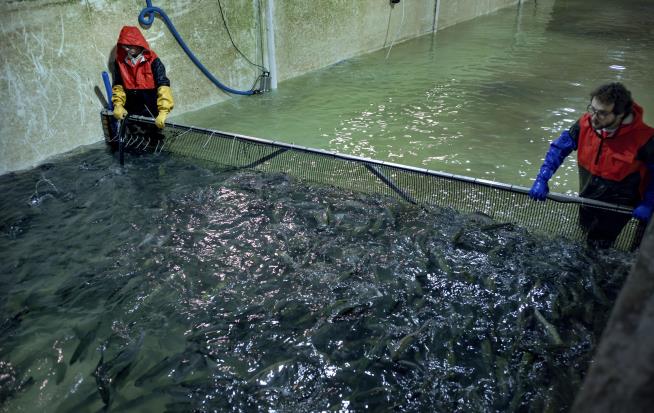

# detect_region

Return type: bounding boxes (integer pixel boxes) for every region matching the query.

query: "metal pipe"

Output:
[105,111,635,213]
[265,0,278,89]
[432,0,440,33]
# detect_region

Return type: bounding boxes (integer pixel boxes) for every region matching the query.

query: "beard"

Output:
[591,116,619,131]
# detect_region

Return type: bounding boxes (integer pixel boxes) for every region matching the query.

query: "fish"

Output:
[390,321,432,362]
[93,352,112,406]
[480,222,515,232]
[367,216,386,235]
[451,227,465,246]
[70,322,101,365]
[0,307,29,338]
[480,338,493,367]
[533,308,563,346]
[349,386,387,404]
[323,299,370,321]
[396,359,423,372]
[467,211,495,226]
[170,351,209,383]
[134,354,183,387]
[247,358,294,384]
[54,358,67,385]
[54,388,102,413]
[508,352,534,411]
[494,356,510,399]
[588,271,610,305]
[312,209,329,227]
[93,331,146,406]
[427,248,453,277]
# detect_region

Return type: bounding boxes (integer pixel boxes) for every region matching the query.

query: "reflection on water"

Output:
[177,0,654,194]
[0,147,635,412]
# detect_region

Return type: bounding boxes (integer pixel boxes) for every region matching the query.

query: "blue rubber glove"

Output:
[633,163,654,222]
[529,130,577,201]
[529,178,549,201]
[633,204,653,221]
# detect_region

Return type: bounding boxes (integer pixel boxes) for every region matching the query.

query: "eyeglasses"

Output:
[586,104,612,119]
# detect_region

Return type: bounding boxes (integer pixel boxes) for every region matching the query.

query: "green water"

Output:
[177,0,654,195]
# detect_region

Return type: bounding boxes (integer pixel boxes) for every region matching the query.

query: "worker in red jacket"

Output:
[529,82,654,247]
[111,26,174,129]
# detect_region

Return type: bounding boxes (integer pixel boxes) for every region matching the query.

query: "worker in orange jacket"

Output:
[111,26,174,129]
[529,83,654,247]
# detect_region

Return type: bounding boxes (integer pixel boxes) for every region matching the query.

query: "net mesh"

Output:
[101,112,646,251]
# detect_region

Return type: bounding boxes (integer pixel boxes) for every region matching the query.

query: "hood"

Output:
[116,26,156,61]
[617,102,648,136]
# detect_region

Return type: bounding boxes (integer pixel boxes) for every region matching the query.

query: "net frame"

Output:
[101,111,646,251]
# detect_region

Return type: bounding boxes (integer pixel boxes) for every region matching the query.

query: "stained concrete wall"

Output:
[437,0,522,30]
[0,0,520,174]
[274,0,435,82]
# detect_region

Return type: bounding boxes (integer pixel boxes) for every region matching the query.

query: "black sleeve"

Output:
[113,64,123,87]
[636,136,654,164]
[151,58,170,87]
[568,120,581,147]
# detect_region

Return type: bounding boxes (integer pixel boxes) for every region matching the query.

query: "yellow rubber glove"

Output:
[113,105,127,120]
[155,86,174,129]
[155,110,168,129]
[111,85,128,120]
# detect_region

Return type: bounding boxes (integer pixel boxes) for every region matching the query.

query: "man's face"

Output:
[587,97,623,130]
[121,44,144,58]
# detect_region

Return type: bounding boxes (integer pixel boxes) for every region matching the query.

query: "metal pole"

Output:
[432,0,440,33]
[265,0,278,90]
[117,118,128,166]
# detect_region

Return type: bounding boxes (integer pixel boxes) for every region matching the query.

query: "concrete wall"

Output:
[274,0,435,82]
[0,0,520,174]
[437,0,522,30]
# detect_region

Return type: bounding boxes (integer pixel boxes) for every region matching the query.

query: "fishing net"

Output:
[101,111,645,251]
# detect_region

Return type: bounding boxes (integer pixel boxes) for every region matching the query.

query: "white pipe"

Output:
[516,0,524,35]
[385,0,406,60]
[265,0,278,89]
[433,0,441,33]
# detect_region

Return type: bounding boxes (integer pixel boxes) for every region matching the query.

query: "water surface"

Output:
[177,0,654,194]
[0,146,635,412]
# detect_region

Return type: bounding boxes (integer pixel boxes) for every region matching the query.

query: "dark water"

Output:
[0,146,635,412]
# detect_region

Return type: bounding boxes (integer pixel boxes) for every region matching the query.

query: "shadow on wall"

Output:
[93,46,118,110]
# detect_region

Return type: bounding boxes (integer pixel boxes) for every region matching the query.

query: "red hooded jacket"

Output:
[577,103,654,196]
[112,26,170,116]
[115,26,159,90]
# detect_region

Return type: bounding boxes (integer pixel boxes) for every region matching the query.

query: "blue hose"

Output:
[102,71,114,110]
[101,71,119,143]
[138,0,258,95]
